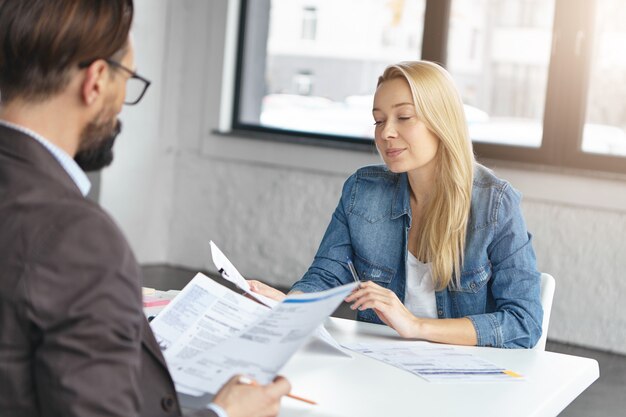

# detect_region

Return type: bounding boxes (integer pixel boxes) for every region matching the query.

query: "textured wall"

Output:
[99,0,175,264]
[169,153,346,283]
[523,202,626,353]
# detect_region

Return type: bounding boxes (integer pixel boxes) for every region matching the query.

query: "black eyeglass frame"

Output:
[78,59,151,105]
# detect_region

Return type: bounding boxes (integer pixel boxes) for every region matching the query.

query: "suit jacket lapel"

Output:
[141,318,171,372]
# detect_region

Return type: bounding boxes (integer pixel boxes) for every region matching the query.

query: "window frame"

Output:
[230,0,626,175]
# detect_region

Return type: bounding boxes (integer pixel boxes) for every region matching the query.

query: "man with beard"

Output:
[0,1,290,417]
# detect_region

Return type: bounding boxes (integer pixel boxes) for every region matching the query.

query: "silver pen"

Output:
[346,258,361,283]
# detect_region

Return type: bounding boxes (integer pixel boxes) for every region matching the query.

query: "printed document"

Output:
[169,283,357,395]
[344,341,524,383]
[209,241,350,356]
[210,240,278,307]
[150,273,269,365]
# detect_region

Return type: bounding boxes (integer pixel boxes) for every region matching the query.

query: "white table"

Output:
[277,317,599,417]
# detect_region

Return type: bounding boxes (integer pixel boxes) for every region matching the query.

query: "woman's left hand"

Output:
[345,281,420,338]
[247,280,287,302]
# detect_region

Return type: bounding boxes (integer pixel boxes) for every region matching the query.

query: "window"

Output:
[582,0,626,157]
[235,0,426,142]
[301,6,318,40]
[293,71,314,95]
[447,0,555,148]
[232,0,626,173]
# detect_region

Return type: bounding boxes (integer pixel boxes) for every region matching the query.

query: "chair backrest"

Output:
[534,272,556,351]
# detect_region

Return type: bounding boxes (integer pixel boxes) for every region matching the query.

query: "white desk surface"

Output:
[277,317,599,417]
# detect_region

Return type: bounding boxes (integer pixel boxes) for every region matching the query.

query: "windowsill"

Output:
[202,129,626,212]
[482,158,626,184]
[481,158,626,213]
[214,128,376,153]
[203,128,381,176]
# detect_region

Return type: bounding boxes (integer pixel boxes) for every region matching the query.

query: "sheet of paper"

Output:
[312,325,351,356]
[210,240,349,356]
[170,283,357,395]
[210,240,278,307]
[343,342,524,383]
[150,273,270,365]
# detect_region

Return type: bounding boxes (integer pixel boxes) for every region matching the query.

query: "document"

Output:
[170,283,357,395]
[150,273,269,364]
[210,240,278,308]
[209,241,350,357]
[344,342,524,383]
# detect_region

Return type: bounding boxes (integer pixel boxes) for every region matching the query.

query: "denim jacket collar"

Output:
[391,172,411,220]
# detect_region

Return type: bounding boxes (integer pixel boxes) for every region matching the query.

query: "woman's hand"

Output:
[247,280,287,302]
[346,281,479,345]
[345,281,420,338]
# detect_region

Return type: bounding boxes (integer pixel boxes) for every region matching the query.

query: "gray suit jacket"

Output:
[0,125,216,417]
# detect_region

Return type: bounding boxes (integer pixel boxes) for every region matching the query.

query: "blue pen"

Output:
[346,258,361,283]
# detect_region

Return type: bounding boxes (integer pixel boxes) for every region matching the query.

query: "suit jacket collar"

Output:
[0,124,84,197]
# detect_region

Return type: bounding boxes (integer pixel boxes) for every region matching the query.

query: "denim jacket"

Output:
[291,164,543,348]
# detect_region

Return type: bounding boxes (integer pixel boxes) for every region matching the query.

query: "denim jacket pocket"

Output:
[450,263,491,294]
[353,253,395,284]
[348,176,395,223]
[349,204,390,224]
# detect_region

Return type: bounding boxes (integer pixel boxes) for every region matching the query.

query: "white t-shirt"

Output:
[404,251,438,319]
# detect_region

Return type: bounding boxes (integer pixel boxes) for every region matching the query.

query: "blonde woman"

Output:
[250,61,543,348]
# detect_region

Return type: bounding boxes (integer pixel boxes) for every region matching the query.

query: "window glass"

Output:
[447,0,555,147]
[239,0,427,139]
[581,0,626,157]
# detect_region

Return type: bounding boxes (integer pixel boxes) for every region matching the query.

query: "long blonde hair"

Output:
[378,61,474,290]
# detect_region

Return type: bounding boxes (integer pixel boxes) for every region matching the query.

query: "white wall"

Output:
[101,0,626,355]
[100,0,176,264]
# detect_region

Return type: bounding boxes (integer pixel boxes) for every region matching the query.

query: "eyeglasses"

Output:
[78,59,151,105]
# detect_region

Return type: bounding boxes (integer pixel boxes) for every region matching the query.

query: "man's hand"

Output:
[247,280,287,302]
[212,375,291,417]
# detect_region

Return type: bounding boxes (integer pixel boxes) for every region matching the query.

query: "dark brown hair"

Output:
[0,0,134,103]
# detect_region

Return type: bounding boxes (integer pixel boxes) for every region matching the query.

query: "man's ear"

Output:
[81,60,109,106]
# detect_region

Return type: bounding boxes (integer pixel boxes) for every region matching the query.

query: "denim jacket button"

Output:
[438,310,443,316]
[371,269,381,278]
[470,282,476,289]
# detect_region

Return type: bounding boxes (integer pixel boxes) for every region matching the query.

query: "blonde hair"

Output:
[377,61,474,290]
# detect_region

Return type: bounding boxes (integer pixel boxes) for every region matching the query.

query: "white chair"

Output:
[534,272,556,351]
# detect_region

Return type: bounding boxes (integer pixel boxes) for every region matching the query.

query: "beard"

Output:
[74,115,122,172]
